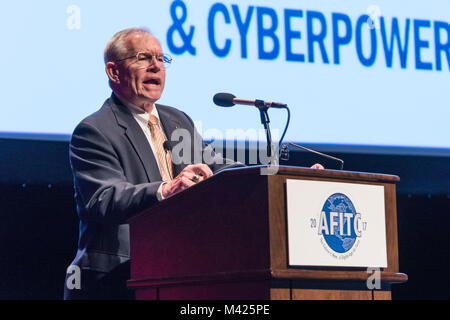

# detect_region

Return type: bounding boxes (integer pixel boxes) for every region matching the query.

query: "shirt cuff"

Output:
[156,182,166,201]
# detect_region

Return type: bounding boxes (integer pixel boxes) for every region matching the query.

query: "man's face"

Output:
[114,33,166,107]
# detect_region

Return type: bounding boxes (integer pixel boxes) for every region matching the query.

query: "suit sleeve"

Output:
[70,121,161,224]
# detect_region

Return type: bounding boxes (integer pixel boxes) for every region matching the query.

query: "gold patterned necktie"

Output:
[148,114,173,181]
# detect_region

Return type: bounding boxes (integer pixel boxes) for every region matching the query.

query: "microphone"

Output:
[213,93,287,109]
[281,143,345,170]
[163,140,173,152]
[213,92,291,158]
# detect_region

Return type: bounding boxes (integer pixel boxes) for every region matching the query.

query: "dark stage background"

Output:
[0,137,449,299]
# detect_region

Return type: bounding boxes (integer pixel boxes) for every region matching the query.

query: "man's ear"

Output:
[105,62,120,84]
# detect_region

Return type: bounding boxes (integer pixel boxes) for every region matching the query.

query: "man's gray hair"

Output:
[104,27,152,64]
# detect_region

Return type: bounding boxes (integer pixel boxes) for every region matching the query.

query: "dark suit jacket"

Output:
[68,93,238,274]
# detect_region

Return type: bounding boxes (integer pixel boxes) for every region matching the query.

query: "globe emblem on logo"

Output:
[318,193,361,254]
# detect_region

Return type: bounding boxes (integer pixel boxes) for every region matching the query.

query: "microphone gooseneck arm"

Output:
[254,100,273,158]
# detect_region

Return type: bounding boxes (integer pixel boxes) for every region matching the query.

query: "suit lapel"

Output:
[110,94,162,182]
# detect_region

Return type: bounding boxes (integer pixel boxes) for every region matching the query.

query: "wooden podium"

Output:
[127,166,407,300]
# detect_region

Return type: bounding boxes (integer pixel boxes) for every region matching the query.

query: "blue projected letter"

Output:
[307,11,330,63]
[434,21,450,71]
[332,13,352,65]
[232,5,254,59]
[257,7,280,60]
[355,15,377,67]
[284,9,305,62]
[380,17,410,69]
[414,19,433,70]
[208,3,232,57]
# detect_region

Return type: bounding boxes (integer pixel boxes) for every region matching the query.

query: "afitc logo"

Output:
[312,193,366,260]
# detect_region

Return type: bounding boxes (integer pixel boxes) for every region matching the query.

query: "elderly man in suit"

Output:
[64,27,238,299]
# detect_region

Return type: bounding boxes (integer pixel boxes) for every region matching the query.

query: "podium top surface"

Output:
[217,165,400,183]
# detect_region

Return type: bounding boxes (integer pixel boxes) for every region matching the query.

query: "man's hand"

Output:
[162,164,213,199]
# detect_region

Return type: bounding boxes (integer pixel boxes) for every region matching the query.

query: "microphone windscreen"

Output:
[213,93,236,107]
[163,140,173,151]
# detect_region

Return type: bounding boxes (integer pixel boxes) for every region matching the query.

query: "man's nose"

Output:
[147,57,161,71]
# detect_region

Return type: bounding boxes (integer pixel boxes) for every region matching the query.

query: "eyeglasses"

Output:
[115,52,173,68]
